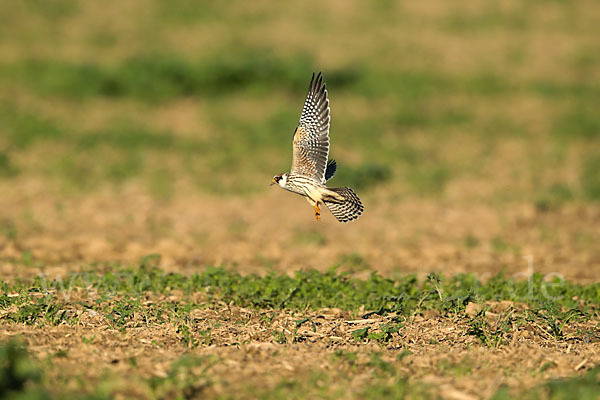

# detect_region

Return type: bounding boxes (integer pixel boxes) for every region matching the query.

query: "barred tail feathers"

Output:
[323,187,363,223]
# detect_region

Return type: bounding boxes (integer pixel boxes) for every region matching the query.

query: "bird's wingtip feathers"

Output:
[309,71,326,94]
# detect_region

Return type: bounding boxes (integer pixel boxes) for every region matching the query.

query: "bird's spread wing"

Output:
[291,72,330,183]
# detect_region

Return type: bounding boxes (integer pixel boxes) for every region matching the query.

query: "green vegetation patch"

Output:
[3,54,361,103]
[552,105,600,140]
[0,106,65,149]
[1,267,599,328]
[493,367,600,400]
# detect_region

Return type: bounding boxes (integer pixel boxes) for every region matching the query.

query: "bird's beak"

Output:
[270,179,276,186]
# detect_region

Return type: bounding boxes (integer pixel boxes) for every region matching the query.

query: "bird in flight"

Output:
[271,72,364,223]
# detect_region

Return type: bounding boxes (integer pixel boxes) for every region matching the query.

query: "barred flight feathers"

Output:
[271,72,364,223]
[291,72,331,184]
[323,187,364,223]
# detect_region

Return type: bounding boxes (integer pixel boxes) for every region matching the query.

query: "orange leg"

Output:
[314,202,321,221]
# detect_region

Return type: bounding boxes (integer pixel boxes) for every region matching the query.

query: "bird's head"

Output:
[271,173,288,188]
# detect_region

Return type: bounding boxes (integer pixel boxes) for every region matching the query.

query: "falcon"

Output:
[271,72,364,223]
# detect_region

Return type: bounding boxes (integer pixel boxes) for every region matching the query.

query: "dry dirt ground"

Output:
[2,297,599,399]
[1,181,599,399]
[1,180,599,282]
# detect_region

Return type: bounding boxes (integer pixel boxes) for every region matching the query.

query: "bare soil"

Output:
[2,301,599,399]
[1,180,599,398]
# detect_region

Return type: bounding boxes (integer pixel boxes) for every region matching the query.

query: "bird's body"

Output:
[271,73,364,223]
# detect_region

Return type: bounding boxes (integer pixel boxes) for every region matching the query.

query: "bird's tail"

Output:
[323,187,364,223]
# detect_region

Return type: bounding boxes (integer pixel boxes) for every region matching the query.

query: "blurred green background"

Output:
[1,0,599,205]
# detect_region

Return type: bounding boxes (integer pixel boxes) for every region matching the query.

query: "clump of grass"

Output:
[466,308,514,348]
[366,323,403,344]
